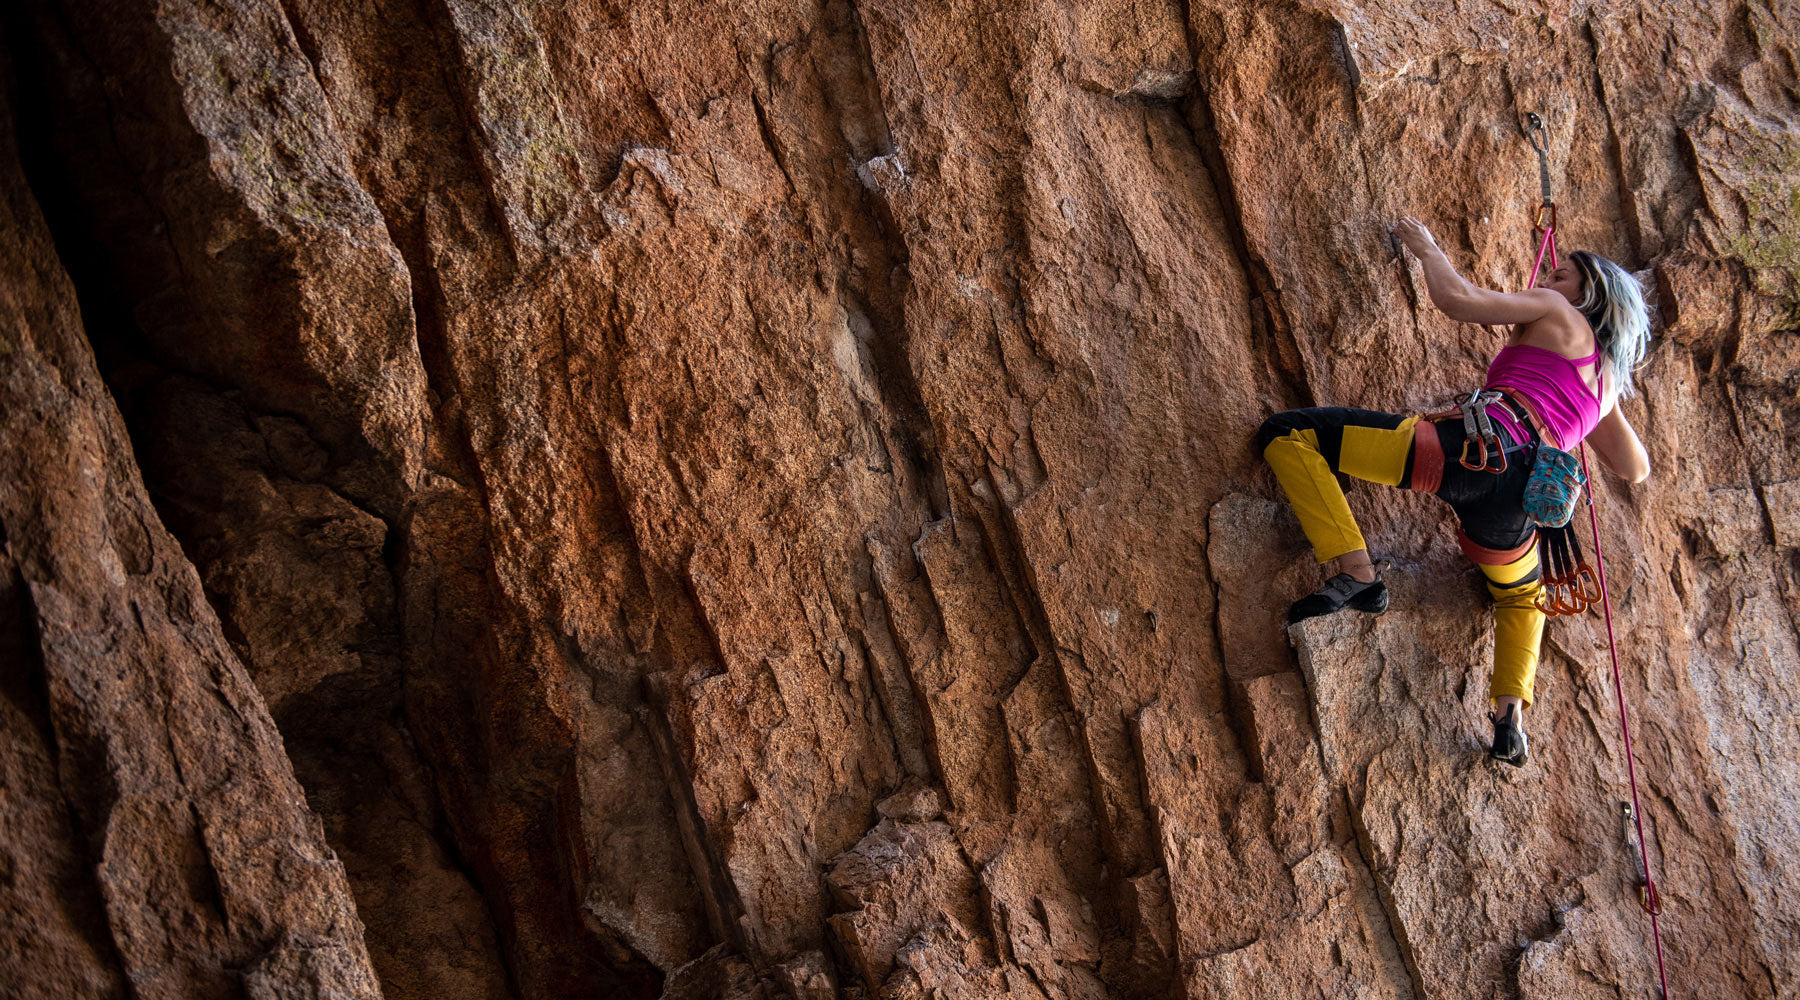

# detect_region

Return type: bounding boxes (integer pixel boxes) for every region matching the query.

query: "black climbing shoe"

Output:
[1287,573,1388,625]
[1488,704,1529,767]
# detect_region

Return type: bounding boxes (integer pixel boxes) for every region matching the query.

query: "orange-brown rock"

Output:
[1,1,1796,999]
[0,58,381,998]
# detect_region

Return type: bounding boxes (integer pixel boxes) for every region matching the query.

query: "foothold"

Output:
[876,777,942,821]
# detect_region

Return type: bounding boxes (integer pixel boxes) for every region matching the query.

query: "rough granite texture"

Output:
[0,56,382,999]
[0,1,1796,999]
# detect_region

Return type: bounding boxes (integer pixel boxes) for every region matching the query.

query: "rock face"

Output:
[1,1,1795,999]
[0,62,381,999]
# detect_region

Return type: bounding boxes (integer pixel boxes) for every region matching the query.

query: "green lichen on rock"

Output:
[448,4,584,235]
[1715,133,1800,304]
[522,132,578,224]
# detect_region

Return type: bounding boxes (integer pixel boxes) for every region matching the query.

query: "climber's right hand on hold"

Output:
[1394,216,1439,258]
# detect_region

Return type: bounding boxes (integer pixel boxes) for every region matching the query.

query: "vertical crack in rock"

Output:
[1172,0,1314,410]
[1723,382,1796,623]
[1173,88,1315,406]
[1327,17,1364,125]
[1342,789,1431,1000]
[638,697,758,967]
[273,0,326,90]
[1191,510,1272,785]
[856,559,938,787]
[1583,17,1647,265]
[746,88,801,200]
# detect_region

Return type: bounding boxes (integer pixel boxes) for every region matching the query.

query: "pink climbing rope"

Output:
[1529,221,1673,1000]
[1576,446,1671,1000]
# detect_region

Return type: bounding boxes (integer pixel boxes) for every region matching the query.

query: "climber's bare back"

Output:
[1504,262,1607,398]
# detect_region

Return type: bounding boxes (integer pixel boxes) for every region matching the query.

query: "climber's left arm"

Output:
[1586,406,1651,483]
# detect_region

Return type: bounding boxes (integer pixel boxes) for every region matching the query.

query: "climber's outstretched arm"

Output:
[1584,406,1651,483]
[1394,217,1564,326]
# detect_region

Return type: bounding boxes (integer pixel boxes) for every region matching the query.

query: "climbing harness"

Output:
[1420,391,1533,473]
[1521,111,1672,999]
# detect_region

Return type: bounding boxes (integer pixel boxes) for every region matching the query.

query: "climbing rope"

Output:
[1575,446,1671,1000]
[1523,111,1672,1000]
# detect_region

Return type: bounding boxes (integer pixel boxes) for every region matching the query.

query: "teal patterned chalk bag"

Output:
[1523,444,1586,529]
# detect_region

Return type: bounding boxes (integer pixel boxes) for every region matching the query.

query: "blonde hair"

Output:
[1569,250,1652,399]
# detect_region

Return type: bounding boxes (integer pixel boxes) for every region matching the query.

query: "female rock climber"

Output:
[1255,216,1652,767]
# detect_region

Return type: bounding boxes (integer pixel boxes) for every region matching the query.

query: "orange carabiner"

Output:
[1460,433,1508,473]
[1573,564,1602,605]
[1460,434,1488,471]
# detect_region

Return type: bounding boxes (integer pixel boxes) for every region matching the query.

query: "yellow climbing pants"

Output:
[1256,406,1546,706]
[1475,544,1544,705]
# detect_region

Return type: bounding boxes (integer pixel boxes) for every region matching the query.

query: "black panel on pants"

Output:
[1432,412,1539,553]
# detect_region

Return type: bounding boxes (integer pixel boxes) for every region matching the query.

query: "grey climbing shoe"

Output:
[1287,573,1388,625]
[1488,704,1529,767]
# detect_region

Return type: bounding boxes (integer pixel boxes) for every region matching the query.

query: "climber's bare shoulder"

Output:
[1503,296,1593,354]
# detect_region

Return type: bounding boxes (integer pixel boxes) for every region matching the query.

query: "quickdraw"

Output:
[1534,523,1601,616]
[1457,389,1510,473]
[1526,112,1559,283]
[1623,803,1664,916]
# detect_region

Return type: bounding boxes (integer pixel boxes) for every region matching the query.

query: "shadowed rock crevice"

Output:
[3,2,653,997]
[11,83,528,1000]
[0,46,385,995]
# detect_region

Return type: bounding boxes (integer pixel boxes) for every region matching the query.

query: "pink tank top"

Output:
[1483,336,1604,451]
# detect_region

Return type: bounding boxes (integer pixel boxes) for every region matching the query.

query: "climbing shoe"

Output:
[1488,704,1529,767]
[1286,573,1388,625]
